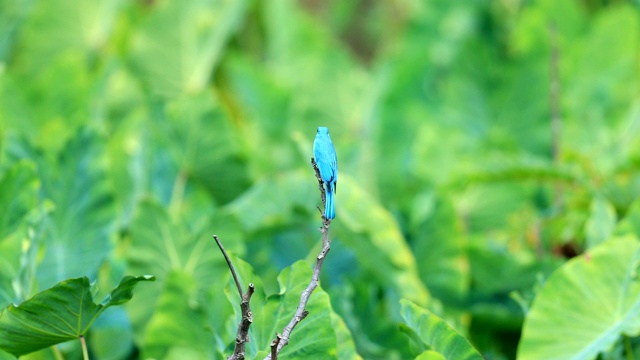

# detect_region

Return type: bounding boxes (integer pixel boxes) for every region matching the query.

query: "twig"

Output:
[270,334,282,360]
[214,235,243,298]
[311,158,327,217]
[264,158,333,359]
[231,283,255,360]
[214,234,255,360]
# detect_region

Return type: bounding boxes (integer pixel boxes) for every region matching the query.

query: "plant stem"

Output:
[52,345,64,360]
[80,335,89,360]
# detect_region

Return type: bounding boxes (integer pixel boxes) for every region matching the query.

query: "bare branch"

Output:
[214,234,254,360]
[213,234,243,298]
[311,158,327,218]
[264,158,333,359]
[229,283,255,360]
[270,334,282,360]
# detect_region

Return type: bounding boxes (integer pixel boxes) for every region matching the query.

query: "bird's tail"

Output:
[325,188,335,220]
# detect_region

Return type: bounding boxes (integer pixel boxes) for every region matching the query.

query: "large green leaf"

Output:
[337,175,430,305]
[126,199,232,344]
[0,161,39,240]
[518,236,640,359]
[226,170,316,231]
[1,0,115,153]
[615,198,640,238]
[159,91,250,205]
[399,299,482,360]
[411,194,468,306]
[563,4,639,146]
[332,312,363,360]
[33,131,116,289]
[585,195,617,249]
[88,307,135,360]
[0,160,56,328]
[17,0,121,70]
[258,0,367,134]
[0,275,154,357]
[0,0,31,62]
[415,350,447,360]
[141,271,214,359]
[249,261,338,359]
[127,199,227,288]
[128,0,248,97]
[0,161,40,308]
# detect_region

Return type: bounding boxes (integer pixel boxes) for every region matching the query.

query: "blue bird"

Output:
[313,127,338,220]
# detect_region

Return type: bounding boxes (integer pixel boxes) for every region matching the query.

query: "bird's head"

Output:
[317,127,329,135]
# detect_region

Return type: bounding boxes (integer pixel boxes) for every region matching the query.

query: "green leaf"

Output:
[0,275,155,357]
[128,0,248,97]
[160,91,250,204]
[0,161,39,240]
[0,0,30,62]
[615,198,640,238]
[416,350,447,360]
[411,194,468,305]
[126,199,232,345]
[10,130,117,290]
[0,349,12,360]
[332,312,363,360]
[127,199,226,284]
[585,195,617,249]
[338,176,430,305]
[88,307,135,360]
[563,4,639,146]
[0,161,40,308]
[400,299,483,360]
[518,236,640,360]
[468,240,561,296]
[250,261,338,359]
[226,170,316,231]
[142,271,214,359]
[18,0,121,71]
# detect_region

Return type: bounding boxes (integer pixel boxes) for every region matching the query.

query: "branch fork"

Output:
[214,235,255,360]
[217,157,333,360]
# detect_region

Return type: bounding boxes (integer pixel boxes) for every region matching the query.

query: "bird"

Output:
[313,126,338,220]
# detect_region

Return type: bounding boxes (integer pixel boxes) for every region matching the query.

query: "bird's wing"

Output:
[315,141,337,184]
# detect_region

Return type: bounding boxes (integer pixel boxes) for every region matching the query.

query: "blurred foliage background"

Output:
[1,0,640,359]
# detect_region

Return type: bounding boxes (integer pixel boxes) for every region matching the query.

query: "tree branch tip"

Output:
[270,334,282,360]
[270,334,282,346]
